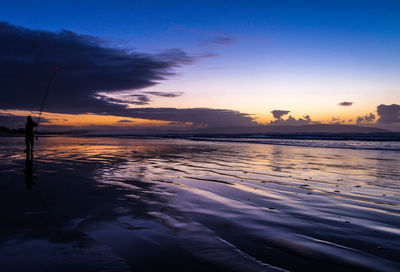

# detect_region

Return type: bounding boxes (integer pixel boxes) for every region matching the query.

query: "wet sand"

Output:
[0,136,399,271]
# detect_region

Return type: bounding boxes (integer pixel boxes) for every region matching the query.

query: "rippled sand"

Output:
[0,136,399,271]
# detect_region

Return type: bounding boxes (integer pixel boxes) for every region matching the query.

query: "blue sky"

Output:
[1,0,399,128]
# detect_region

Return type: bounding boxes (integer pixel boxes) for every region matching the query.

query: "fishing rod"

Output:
[35,66,59,139]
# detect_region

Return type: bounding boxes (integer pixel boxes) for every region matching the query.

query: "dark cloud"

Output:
[199,36,234,46]
[116,108,256,127]
[0,21,190,111]
[0,22,256,127]
[338,101,353,107]
[377,104,400,124]
[271,110,290,120]
[356,113,375,125]
[116,119,134,123]
[269,115,314,126]
[145,91,183,98]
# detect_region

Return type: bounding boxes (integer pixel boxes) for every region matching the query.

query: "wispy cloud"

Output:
[269,110,316,126]
[329,117,345,124]
[199,36,235,46]
[269,115,314,126]
[144,92,183,98]
[356,113,375,124]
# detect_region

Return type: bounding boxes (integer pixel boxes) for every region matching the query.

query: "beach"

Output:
[0,136,399,271]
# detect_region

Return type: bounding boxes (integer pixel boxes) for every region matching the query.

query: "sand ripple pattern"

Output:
[1,136,399,271]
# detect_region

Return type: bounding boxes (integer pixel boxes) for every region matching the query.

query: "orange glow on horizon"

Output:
[0,110,192,127]
[252,112,377,126]
[1,109,379,129]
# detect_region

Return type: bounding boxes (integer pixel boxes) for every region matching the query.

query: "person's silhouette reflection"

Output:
[24,153,35,189]
[25,116,37,158]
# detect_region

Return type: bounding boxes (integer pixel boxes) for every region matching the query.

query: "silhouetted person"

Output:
[25,116,37,157]
[24,153,35,189]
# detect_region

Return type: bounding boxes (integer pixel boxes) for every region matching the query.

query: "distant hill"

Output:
[0,126,24,135]
[3,124,389,136]
[191,124,389,134]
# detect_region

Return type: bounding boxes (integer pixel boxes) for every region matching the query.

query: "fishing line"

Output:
[36,66,59,139]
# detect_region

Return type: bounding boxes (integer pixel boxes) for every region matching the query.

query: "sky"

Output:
[0,0,399,131]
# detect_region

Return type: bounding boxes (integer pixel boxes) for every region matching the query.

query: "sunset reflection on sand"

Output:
[0,136,399,271]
